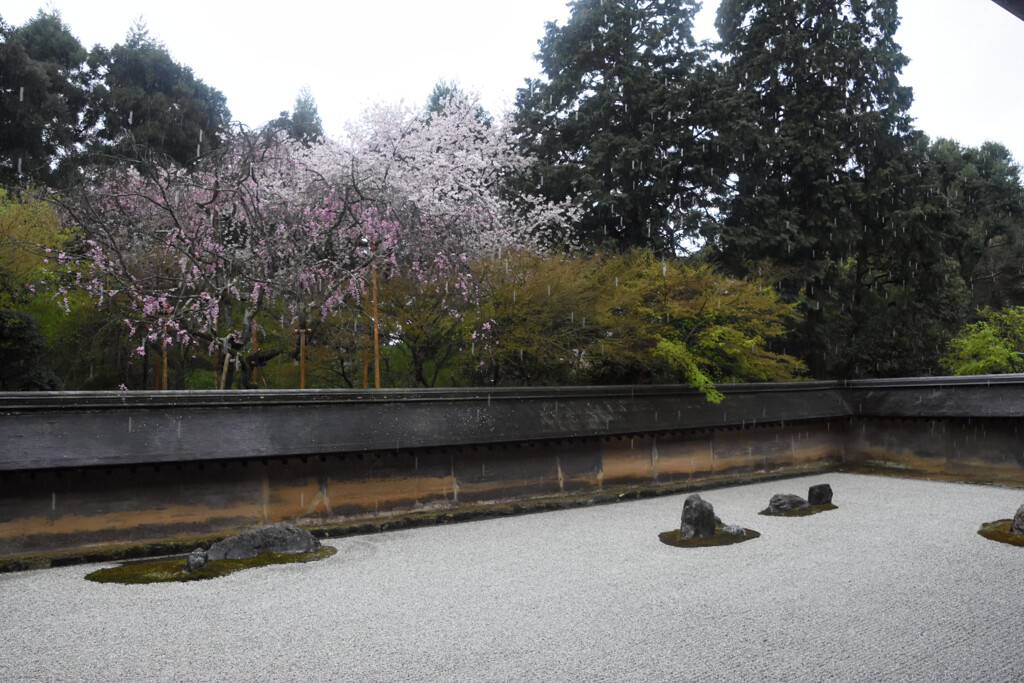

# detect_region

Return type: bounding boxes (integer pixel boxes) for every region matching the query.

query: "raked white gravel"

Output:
[1,472,1022,682]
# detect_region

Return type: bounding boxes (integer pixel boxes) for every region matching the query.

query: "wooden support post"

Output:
[296,327,311,389]
[218,344,231,390]
[252,328,259,384]
[371,262,381,389]
[161,306,171,390]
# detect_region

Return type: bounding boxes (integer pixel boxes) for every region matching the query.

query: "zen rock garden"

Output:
[659,493,761,548]
[83,481,1024,581]
[759,483,838,517]
[86,522,336,584]
[660,483,839,548]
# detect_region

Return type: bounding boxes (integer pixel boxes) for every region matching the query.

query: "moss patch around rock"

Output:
[658,526,761,548]
[85,546,338,584]
[758,503,839,517]
[977,520,1024,547]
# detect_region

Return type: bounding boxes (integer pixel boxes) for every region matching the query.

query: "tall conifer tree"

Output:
[0,11,92,188]
[267,87,325,145]
[514,0,720,252]
[85,20,230,167]
[711,0,931,377]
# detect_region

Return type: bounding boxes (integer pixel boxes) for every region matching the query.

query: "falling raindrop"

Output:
[128,110,133,125]
[19,86,24,102]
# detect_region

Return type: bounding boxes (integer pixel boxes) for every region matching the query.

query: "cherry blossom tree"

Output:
[55,94,574,388]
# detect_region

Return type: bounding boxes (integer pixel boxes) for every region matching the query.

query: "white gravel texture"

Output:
[2,472,1023,682]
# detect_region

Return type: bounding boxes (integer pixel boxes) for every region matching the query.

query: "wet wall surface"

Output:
[2,376,1023,561]
[0,382,851,471]
[5,376,1021,472]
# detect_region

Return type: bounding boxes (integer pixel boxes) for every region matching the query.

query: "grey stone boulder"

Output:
[768,493,809,514]
[680,494,716,539]
[808,484,833,506]
[1011,505,1024,535]
[184,548,208,573]
[206,522,321,561]
[721,524,746,537]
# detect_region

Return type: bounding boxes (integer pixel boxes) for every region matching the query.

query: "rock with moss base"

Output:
[768,493,809,514]
[206,522,320,561]
[1011,505,1024,535]
[680,494,716,539]
[184,548,208,573]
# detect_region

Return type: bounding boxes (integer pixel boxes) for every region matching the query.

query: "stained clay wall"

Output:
[0,423,844,562]
[4,376,1024,566]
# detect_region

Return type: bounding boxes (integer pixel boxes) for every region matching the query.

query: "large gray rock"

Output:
[207,522,321,561]
[680,494,716,539]
[768,493,809,514]
[1011,505,1024,535]
[807,484,833,506]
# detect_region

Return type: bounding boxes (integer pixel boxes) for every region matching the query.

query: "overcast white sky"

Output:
[8,0,1024,165]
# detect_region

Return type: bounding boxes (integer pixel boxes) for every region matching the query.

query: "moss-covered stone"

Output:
[658,526,761,548]
[977,520,1024,547]
[759,503,838,517]
[85,546,337,584]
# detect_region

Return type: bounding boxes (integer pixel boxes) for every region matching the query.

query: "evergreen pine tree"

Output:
[0,11,92,188]
[711,0,934,377]
[267,87,325,145]
[84,19,231,166]
[514,0,721,252]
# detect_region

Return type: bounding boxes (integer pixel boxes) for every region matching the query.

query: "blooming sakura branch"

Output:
[53,94,574,388]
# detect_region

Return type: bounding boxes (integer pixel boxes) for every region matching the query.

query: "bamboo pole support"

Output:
[371,262,381,389]
[295,327,311,389]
